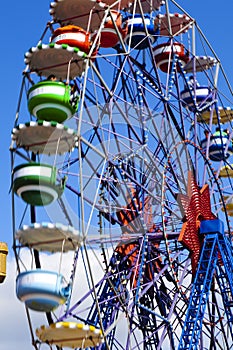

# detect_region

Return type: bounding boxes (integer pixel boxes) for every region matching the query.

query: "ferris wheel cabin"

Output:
[0,242,8,283]
[181,86,213,111]
[153,41,190,72]
[12,163,65,206]
[51,25,92,54]
[16,270,70,312]
[94,10,127,48]
[123,13,159,50]
[27,80,79,123]
[201,130,233,161]
[36,322,104,348]
[222,195,233,216]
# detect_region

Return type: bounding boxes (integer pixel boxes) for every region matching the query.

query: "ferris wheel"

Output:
[11,0,233,349]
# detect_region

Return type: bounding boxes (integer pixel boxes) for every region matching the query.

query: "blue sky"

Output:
[1,0,50,252]
[0,1,233,349]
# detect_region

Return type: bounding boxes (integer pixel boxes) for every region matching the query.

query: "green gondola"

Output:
[13,162,66,206]
[27,80,79,123]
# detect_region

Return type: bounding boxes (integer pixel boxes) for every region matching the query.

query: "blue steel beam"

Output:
[216,233,233,336]
[178,219,233,350]
[178,232,219,349]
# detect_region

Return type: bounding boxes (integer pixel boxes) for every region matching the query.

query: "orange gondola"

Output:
[51,25,92,54]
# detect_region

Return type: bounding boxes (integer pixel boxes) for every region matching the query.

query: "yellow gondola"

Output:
[36,322,103,348]
[197,106,233,124]
[0,242,8,283]
[219,164,233,178]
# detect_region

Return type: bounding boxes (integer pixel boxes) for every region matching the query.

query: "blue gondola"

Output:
[123,13,159,50]
[201,130,233,161]
[181,86,213,111]
[16,270,70,312]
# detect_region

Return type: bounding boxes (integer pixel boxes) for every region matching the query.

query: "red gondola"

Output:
[153,42,189,72]
[95,10,127,48]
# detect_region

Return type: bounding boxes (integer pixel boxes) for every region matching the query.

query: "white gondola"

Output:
[15,222,82,252]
